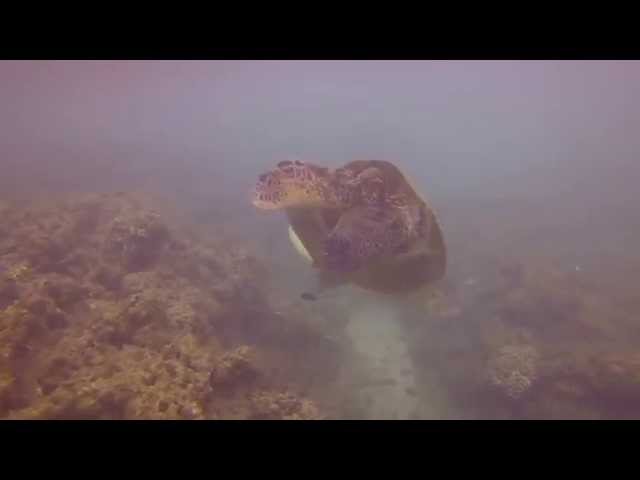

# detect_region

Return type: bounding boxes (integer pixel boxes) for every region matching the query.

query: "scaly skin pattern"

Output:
[252,160,392,211]
[252,160,345,210]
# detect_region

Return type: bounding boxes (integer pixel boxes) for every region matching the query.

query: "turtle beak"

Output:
[250,191,271,210]
[249,186,262,208]
[250,183,278,210]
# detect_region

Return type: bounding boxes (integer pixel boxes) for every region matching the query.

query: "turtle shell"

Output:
[286,160,446,294]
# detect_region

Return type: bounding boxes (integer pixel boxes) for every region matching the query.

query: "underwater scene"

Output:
[1,60,640,419]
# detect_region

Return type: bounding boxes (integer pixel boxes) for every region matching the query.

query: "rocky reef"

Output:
[486,344,538,400]
[0,191,334,419]
[402,253,640,419]
[5,189,640,420]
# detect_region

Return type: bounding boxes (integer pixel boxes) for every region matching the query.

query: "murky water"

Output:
[1,60,640,419]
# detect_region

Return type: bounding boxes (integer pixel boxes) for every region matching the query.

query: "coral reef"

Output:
[0,191,328,419]
[250,390,322,420]
[15,187,640,419]
[486,344,539,399]
[584,352,640,404]
[209,346,259,389]
[408,255,640,418]
[491,259,638,343]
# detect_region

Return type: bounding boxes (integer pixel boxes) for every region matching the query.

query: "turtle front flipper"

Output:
[286,207,341,266]
[324,205,411,273]
[286,209,349,294]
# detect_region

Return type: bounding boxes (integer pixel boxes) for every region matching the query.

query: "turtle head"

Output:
[252,160,334,210]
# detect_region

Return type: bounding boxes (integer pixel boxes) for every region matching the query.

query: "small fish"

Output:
[300,292,318,301]
[405,387,417,397]
[300,289,345,302]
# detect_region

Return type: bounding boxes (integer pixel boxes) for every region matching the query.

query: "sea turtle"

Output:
[251,159,446,294]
